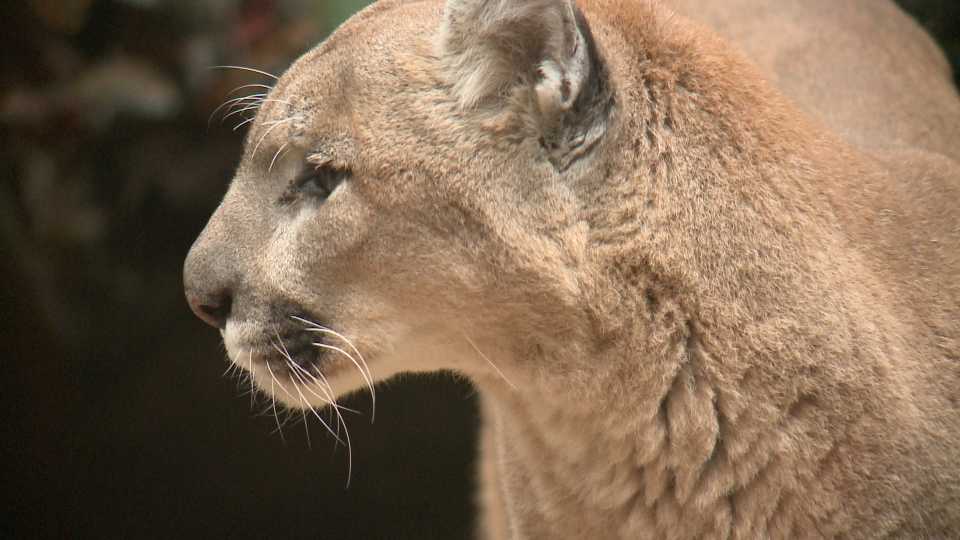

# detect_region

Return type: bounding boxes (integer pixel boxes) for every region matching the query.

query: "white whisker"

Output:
[268,370,286,444]
[252,117,294,158]
[224,96,266,117]
[208,94,266,126]
[291,315,376,422]
[225,98,293,124]
[269,142,290,173]
[299,358,353,485]
[226,83,273,96]
[288,361,346,445]
[308,327,375,385]
[222,360,238,378]
[287,368,312,449]
[287,359,361,415]
[341,412,353,488]
[234,116,256,132]
[268,346,298,401]
[270,321,356,486]
[309,339,377,420]
[222,102,263,122]
[247,349,256,408]
[464,333,517,391]
[262,117,296,127]
[210,64,279,80]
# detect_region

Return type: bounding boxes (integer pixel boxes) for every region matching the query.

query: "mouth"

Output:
[271,330,333,373]
[223,315,376,408]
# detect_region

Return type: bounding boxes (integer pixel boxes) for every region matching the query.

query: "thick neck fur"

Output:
[473,2,958,538]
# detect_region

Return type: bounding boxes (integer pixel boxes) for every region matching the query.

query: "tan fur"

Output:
[183,0,960,537]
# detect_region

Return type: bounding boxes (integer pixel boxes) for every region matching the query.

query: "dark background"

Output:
[1,1,958,538]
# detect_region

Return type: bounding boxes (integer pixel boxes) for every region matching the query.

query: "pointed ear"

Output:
[439,0,600,112]
[439,0,612,169]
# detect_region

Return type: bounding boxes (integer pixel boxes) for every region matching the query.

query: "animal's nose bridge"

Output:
[183,206,241,327]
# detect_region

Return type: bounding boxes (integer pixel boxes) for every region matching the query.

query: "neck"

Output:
[476,310,850,539]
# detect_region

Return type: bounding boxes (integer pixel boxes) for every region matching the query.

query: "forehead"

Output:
[244,1,443,161]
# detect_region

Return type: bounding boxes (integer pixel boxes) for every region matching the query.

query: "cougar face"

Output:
[183,2,596,408]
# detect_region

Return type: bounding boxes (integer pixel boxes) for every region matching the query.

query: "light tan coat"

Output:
[183,0,960,537]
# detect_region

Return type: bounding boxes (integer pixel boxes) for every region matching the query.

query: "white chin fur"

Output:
[220,319,467,412]
[222,319,258,362]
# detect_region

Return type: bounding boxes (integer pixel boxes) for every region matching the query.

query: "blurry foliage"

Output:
[1,0,371,352]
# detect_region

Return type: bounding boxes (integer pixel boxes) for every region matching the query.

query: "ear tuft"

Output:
[439,0,593,111]
[439,0,612,170]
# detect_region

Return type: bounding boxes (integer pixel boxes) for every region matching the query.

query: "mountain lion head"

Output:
[184,0,614,410]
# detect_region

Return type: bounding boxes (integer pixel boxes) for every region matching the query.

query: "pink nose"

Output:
[186,291,231,329]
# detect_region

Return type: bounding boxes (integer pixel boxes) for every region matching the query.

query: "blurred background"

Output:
[1,1,957,538]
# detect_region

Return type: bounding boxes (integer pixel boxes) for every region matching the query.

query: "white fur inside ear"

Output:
[534,29,589,116]
[440,0,592,111]
[535,60,566,115]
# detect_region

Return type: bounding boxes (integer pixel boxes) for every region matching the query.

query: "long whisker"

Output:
[307,327,375,386]
[268,345,298,400]
[463,333,517,391]
[222,360,250,395]
[233,365,248,392]
[271,321,355,486]
[269,142,290,173]
[247,349,256,409]
[221,102,264,123]
[288,360,346,444]
[223,95,269,117]
[210,65,279,80]
[233,116,257,132]
[222,359,239,378]
[309,339,377,419]
[223,98,293,125]
[209,94,258,124]
[292,317,372,380]
[226,83,273,96]
[291,315,375,422]
[252,117,294,158]
[286,358,359,414]
[340,411,353,488]
[287,367,312,449]
[267,369,286,444]
[299,358,353,483]
[294,354,354,486]
[273,330,358,475]
[289,361,361,415]
[262,117,296,127]
[317,374,352,488]
[208,94,266,126]
[312,363,345,441]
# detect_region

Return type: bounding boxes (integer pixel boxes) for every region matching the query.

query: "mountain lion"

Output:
[184,0,960,537]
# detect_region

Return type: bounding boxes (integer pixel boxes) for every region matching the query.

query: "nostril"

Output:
[187,291,232,329]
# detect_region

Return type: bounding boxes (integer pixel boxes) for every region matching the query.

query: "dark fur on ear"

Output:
[439,0,613,170]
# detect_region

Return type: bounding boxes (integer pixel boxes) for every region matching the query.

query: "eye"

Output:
[292,163,350,200]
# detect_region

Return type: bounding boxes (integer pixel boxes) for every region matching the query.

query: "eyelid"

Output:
[291,160,349,199]
[293,165,320,186]
[306,152,335,168]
